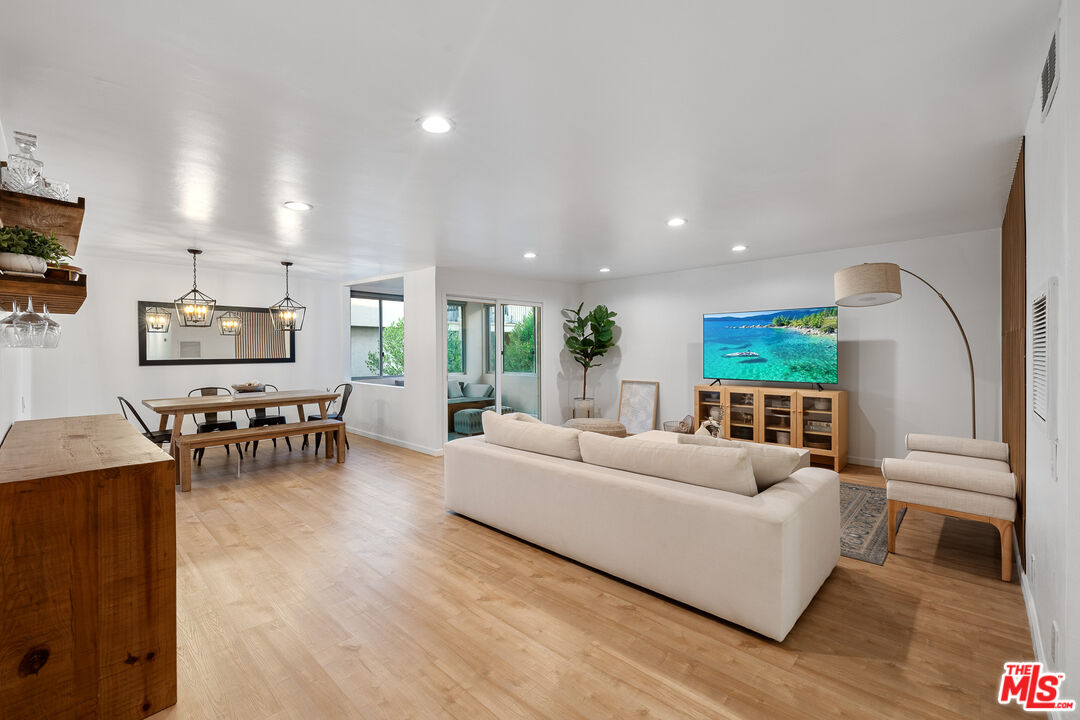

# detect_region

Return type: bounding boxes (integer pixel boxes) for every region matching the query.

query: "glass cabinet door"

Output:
[726,390,756,441]
[801,394,834,452]
[759,390,796,446]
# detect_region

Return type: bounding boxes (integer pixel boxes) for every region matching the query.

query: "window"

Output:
[485,304,496,374]
[502,304,536,374]
[447,302,465,374]
[350,292,405,380]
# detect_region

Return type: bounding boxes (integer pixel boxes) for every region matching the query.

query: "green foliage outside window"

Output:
[502,310,536,373]
[447,329,463,373]
[366,317,405,375]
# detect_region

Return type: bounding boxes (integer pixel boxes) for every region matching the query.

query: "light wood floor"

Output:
[158,436,1034,719]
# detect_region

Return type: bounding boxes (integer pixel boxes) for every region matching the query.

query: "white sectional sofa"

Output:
[443,413,841,641]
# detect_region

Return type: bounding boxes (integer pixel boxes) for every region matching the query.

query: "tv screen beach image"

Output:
[703,306,838,384]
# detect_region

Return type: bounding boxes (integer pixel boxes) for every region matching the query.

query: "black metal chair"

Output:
[118,396,172,447]
[188,387,244,465]
[242,384,292,457]
[302,383,351,453]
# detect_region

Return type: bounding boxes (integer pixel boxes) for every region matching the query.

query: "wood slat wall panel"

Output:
[1001,139,1027,565]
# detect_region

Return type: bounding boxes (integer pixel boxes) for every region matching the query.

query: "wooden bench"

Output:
[173,419,346,492]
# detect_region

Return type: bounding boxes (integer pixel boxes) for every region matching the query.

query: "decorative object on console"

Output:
[662,414,695,433]
[218,310,242,336]
[269,260,306,331]
[617,380,659,435]
[173,248,216,327]
[834,262,976,438]
[562,302,618,418]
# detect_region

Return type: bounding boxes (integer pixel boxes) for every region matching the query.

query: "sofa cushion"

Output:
[883,457,1016,498]
[677,434,808,489]
[886,479,1016,521]
[464,383,494,398]
[448,381,464,398]
[906,433,1009,463]
[503,412,540,424]
[904,450,1011,475]
[579,431,757,496]
[481,410,581,460]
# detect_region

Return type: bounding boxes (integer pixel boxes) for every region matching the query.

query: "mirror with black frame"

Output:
[138,301,296,366]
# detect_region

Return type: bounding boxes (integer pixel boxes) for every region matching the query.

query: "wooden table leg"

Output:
[158,414,169,432]
[336,425,345,463]
[317,401,328,419]
[170,413,185,486]
[325,430,333,458]
[179,446,192,492]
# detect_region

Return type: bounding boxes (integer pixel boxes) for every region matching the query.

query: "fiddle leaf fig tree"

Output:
[562,303,618,399]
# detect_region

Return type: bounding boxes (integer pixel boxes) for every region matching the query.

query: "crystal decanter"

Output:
[2,131,44,193]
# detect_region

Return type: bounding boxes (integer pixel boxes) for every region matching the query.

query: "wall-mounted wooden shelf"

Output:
[0,271,87,314]
[0,162,86,255]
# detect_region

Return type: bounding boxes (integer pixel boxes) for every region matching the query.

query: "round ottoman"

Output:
[562,417,628,437]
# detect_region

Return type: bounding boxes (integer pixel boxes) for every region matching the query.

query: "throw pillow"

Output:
[464,383,494,398]
[677,434,807,489]
[481,411,582,461]
[448,381,464,398]
[579,432,757,497]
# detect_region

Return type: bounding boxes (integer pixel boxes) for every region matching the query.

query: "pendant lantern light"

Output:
[218,310,242,336]
[269,260,305,331]
[173,248,216,327]
[144,306,172,333]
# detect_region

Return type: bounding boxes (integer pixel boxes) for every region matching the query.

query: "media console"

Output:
[693,384,848,471]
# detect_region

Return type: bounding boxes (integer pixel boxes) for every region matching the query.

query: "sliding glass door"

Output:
[446,298,541,439]
[499,303,540,419]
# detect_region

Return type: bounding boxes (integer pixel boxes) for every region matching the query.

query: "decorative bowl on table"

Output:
[231,382,265,393]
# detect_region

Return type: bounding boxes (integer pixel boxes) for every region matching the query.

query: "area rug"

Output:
[839,481,903,565]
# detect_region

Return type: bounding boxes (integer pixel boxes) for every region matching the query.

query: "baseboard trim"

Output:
[346,426,444,457]
[1015,540,1064,720]
[848,455,882,468]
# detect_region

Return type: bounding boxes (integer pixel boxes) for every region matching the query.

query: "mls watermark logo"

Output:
[999,662,1076,712]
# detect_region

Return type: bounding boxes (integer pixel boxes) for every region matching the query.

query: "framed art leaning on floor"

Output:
[617,380,659,435]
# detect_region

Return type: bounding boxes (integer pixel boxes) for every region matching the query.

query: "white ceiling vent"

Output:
[1031,277,1057,436]
[1041,25,1059,120]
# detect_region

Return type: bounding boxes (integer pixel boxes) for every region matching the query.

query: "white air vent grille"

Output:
[1031,277,1057,435]
[1042,26,1059,119]
[1032,294,1048,420]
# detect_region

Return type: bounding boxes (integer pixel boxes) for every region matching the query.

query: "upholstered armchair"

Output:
[882,433,1016,581]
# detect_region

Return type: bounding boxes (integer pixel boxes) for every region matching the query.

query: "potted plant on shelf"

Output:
[0,222,70,275]
[562,302,618,418]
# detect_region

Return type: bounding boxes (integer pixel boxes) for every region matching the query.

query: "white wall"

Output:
[28,253,345,433]
[580,230,1002,464]
[0,347,30,436]
[1022,0,1078,703]
[343,267,443,454]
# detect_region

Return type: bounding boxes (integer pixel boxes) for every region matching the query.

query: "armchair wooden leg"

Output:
[887,500,900,553]
[990,518,1014,582]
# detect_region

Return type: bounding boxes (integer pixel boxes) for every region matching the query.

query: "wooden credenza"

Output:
[0,414,176,719]
[693,385,848,471]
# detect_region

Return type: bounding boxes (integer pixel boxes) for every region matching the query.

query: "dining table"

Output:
[143,388,344,489]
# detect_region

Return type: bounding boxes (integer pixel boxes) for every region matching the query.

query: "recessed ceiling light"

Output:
[523,252,536,259]
[419,115,454,134]
[599,267,611,273]
[283,201,313,211]
[731,244,748,252]
[667,217,687,228]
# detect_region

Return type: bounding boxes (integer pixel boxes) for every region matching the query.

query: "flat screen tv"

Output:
[703,306,838,384]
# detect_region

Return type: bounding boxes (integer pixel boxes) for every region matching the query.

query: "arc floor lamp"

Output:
[834,262,976,438]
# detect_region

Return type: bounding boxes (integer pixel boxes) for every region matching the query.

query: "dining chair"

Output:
[188,386,244,465]
[302,383,352,453]
[117,396,172,447]
[242,383,292,457]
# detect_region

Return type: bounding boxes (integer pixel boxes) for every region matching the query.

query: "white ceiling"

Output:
[0,1,1058,282]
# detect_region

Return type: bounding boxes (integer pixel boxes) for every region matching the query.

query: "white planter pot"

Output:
[573,398,596,418]
[0,252,47,275]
